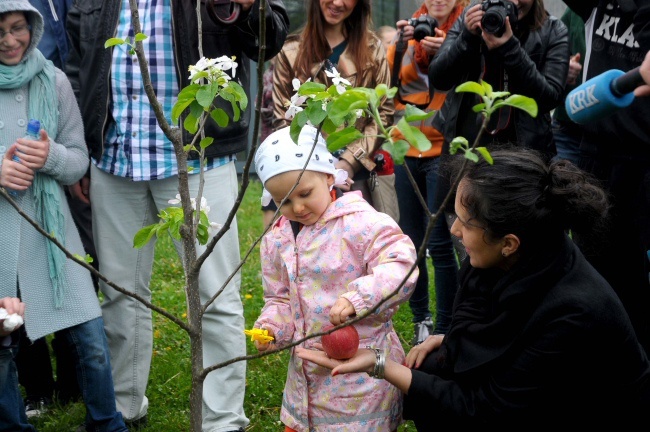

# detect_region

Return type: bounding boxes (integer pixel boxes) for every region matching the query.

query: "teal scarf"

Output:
[0,50,66,307]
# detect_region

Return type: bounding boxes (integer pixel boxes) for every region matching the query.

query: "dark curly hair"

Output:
[447,149,611,253]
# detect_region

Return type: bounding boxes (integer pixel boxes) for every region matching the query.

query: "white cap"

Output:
[254,125,348,206]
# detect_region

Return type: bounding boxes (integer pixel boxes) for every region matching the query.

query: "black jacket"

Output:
[404,235,650,427]
[429,5,568,157]
[66,0,289,161]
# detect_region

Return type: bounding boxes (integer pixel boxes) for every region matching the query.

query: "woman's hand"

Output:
[329,297,355,325]
[395,19,414,42]
[482,16,514,50]
[296,345,376,376]
[464,3,484,36]
[420,28,447,56]
[405,334,444,369]
[1,144,35,192]
[16,129,50,170]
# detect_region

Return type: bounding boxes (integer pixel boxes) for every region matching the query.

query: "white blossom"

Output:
[188,56,238,84]
[325,67,351,94]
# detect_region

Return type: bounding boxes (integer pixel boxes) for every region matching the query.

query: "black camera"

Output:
[481,0,518,37]
[407,14,438,42]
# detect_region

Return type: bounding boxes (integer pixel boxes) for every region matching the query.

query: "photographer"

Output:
[429,0,569,157]
[386,0,468,347]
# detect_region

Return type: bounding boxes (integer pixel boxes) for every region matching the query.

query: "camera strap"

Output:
[390,33,433,110]
[206,0,240,25]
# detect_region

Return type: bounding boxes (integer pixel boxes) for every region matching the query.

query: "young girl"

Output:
[0,2,126,430]
[253,125,418,431]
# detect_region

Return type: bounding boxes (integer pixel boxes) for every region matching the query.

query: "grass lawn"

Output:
[31,178,429,431]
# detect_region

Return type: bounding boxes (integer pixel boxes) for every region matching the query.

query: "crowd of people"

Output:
[1,0,649,430]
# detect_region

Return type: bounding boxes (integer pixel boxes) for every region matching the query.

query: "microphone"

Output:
[565,66,644,124]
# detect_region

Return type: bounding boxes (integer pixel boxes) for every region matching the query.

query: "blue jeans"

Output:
[62,317,127,431]
[0,347,35,431]
[551,118,581,166]
[395,157,460,334]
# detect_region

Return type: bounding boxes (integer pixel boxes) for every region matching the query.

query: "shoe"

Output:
[24,397,52,418]
[412,317,434,346]
[125,414,148,430]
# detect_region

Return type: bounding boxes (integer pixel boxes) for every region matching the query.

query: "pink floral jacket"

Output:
[255,193,418,431]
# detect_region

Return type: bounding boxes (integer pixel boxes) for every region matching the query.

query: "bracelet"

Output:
[368,348,386,380]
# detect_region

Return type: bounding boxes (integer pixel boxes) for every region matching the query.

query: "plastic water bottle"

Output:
[8,119,41,197]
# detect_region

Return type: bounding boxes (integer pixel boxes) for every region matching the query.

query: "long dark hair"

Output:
[294,0,374,81]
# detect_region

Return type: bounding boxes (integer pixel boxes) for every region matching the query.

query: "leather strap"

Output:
[345,142,376,172]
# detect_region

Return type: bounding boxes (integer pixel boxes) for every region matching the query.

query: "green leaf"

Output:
[172,84,200,122]
[210,108,229,127]
[196,86,216,109]
[199,137,214,150]
[183,144,193,153]
[229,82,248,111]
[305,99,327,125]
[321,117,338,135]
[396,117,431,152]
[299,81,327,95]
[375,83,388,98]
[329,92,369,123]
[455,81,485,96]
[481,80,493,97]
[104,37,126,48]
[499,94,538,117]
[476,146,493,164]
[386,86,398,99]
[472,103,486,113]
[325,127,363,153]
[491,91,510,99]
[464,151,479,163]
[403,104,435,122]
[133,224,158,248]
[183,112,199,134]
[390,139,411,165]
[450,136,469,155]
[134,33,148,42]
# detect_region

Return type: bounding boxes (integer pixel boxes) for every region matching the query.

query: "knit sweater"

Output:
[0,9,100,340]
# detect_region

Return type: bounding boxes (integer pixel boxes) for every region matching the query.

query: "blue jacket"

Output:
[30,0,72,68]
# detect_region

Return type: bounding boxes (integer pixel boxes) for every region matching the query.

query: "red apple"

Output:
[321,325,359,360]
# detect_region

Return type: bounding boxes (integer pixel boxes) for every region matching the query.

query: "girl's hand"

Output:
[329,298,355,325]
[253,328,276,352]
[1,144,35,192]
[16,129,50,170]
[405,334,444,369]
[464,3,484,36]
[420,28,447,56]
[482,16,514,50]
[296,345,376,376]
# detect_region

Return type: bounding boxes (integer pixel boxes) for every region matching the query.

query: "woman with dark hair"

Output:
[263,0,394,224]
[297,149,650,428]
[430,0,569,156]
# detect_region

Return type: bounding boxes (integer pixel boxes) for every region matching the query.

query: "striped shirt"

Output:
[96,0,232,181]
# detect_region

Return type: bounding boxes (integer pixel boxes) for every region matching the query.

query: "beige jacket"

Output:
[272,33,394,173]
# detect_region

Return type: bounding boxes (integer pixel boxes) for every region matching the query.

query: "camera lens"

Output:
[481,7,507,36]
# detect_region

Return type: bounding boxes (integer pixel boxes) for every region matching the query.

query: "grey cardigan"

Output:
[0,68,101,341]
